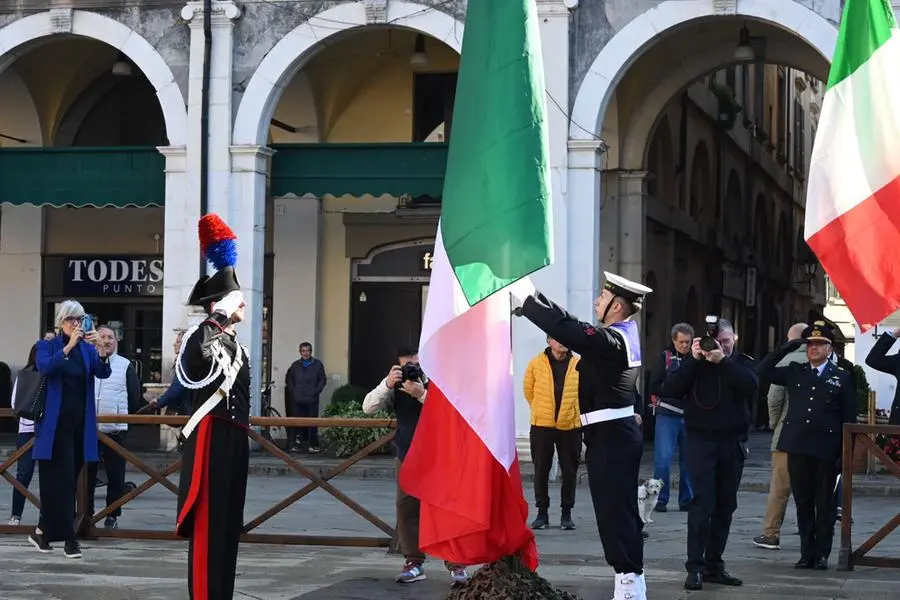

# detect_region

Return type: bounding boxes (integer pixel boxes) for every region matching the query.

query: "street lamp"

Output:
[733,25,755,62]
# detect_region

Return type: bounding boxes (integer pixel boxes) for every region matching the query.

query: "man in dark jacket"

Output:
[648,322,695,512]
[756,322,856,570]
[285,342,326,453]
[864,326,900,425]
[660,318,757,591]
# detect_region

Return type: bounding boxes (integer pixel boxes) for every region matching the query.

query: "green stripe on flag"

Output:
[440,0,553,306]
[828,0,897,90]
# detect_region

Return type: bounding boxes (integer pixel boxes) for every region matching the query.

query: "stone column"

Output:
[0,205,42,370]
[230,145,275,417]
[511,0,575,444]
[181,0,242,218]
[271,193,323,415]
[158,145,203,381]
[566,139,606,318]
[615,170,649,288]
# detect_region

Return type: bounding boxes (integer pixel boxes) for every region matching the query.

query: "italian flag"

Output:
[398,0,550,570]
[806,0,900,327]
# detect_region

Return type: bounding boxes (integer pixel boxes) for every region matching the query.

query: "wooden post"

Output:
[867,391,877,475]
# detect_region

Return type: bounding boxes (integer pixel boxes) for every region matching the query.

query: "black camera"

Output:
[699,315,720,352]
[394,362,424,389]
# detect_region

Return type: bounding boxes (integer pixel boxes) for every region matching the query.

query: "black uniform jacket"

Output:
[659,353,758,437]
[521,293,638,418]
[175,312,251,537]
[758,343,856,460]
[865,333,900,425]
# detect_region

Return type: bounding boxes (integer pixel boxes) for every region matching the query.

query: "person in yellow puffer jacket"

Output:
[524,335,582,531]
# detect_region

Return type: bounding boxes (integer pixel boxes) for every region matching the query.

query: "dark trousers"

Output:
[291,402,320,448]
[584,418,644,574]
[85,431,128,519]
[188,419,250,600]
[394,459,460,569]
[684,434,745,574]
[37,409,85,543]
[530,425,582,511]
[11,432,36,518]
[788,453,838,562]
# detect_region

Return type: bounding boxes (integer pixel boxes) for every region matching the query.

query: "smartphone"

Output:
[81,314,94,332]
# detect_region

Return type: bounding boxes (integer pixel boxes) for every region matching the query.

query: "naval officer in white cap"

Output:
[513,272,651,600]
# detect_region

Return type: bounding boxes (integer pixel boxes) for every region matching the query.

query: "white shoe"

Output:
[636,572,647,599]
[611,572,640,600]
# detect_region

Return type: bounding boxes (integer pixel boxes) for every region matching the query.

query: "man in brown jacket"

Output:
[753,322,807,550]
[523,335,581,530]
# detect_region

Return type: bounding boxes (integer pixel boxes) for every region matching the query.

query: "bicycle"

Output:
[260,382,288,448]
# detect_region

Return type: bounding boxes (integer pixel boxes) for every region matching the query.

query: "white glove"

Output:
[212,290,245,318]
[508,277,536,315]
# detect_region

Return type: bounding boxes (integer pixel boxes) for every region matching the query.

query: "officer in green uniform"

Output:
[755,321,856,570]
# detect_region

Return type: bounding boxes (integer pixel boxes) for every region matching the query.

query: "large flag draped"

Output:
[805,0,900,327]
[398,0,552,570]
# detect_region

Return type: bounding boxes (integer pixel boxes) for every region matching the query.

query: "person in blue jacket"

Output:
[29,300,111,559]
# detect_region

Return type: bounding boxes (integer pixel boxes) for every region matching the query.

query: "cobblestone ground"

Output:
[0,473,899,599]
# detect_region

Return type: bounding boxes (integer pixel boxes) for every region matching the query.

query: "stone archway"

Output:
[0,10,187,145]
[232,1,464,147]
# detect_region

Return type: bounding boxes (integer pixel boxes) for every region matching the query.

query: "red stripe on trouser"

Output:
[176,417,212,600]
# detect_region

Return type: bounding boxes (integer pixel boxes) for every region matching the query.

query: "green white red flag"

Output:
[398,0,553,569]
[805,0,900,327]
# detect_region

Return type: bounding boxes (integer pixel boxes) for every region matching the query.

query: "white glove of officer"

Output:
[508,277,536,316]
[212,290,245,319]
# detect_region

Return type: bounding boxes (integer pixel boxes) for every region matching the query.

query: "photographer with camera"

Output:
[660,317,757,591]
[362,346,468,586]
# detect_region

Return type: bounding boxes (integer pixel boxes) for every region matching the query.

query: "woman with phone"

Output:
[29,299,111,559]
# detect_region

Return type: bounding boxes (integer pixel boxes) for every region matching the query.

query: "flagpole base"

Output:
[446,556,583,600]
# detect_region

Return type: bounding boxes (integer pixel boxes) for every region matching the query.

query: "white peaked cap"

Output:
[603,271,653,301]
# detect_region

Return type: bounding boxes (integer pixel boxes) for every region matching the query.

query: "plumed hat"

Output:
[187,214,241,307]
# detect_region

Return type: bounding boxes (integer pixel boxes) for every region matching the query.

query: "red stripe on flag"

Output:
[808,174,900,327]
[400,382,538,569]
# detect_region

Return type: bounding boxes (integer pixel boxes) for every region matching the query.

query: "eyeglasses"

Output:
[63,316,83,324]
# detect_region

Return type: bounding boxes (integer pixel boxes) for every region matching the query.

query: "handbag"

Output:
[13,367,47,422]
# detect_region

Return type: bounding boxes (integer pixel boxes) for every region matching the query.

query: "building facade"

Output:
[0,0,852,437]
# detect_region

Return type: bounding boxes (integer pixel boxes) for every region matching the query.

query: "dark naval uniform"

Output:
[175,214,251,600]
[517,272,651,595]
[756,322,855,569]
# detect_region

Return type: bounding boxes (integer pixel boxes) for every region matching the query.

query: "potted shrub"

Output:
[320,384,394,458]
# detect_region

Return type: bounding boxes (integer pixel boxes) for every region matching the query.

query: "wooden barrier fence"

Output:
[0,409,397,548]
[839,422,900,570]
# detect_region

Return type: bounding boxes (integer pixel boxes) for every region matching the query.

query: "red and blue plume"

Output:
[198,213,238,270]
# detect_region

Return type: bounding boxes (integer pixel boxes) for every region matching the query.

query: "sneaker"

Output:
[104,516,118,529]
[752,534,780,550]
[396,561,426,583]
[28,532,52,553]
[8,516,20,526]
[530,510,549,530]
[64,541,82,559]
[449,566,469,584]
[308,446,321,454]
[560,510,575,531]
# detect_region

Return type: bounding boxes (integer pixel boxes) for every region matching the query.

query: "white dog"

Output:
[637,478,664,524]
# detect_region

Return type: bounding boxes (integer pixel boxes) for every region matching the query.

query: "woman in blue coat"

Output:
[29,300,111,559]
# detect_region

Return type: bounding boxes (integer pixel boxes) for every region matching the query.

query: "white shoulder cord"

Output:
[174,324,224,390]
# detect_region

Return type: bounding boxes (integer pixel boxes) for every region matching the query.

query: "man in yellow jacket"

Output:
[524,335,582,531]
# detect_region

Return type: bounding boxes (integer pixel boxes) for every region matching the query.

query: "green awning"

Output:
[270,143,448,198]
[0,147,165,208]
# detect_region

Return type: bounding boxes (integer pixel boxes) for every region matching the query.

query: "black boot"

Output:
[560,509,575,531]
[530,510,549,530]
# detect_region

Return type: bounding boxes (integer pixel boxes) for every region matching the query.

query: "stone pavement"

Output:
[0,473,899,599]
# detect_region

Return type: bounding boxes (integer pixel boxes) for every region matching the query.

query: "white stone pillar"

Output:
[158,145,202,381]
[230,145,274,416]
[271,193,323,415]
[181,0,242,219]
[0,205,42,370]
[512,0,573,446]
[615,170,649,287]
[566,139,606,318]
